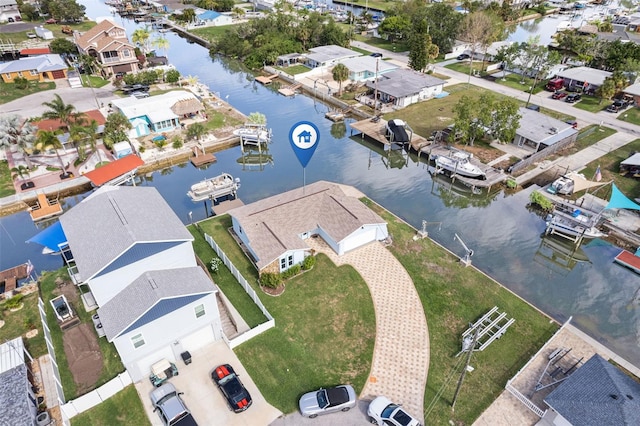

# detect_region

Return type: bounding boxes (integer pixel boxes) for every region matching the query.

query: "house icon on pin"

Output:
[297,130,313,144]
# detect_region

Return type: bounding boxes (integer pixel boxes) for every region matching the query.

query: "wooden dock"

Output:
[0,263,29,294]
[190,153,217,167]
[28,193,63,222]
[256,74,278,85]
[278,83,301,96]
[211,198,244,216]
[350,118,431,152]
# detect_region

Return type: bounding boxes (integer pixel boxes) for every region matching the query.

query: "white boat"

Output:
[545,207,606,240]
[233,125,272,144]
[434,151,486,180]
[187,173,240,202]
[547,173,581,195]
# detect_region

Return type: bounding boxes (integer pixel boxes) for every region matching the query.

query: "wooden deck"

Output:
[28,193,63,222]
[256,74,278,85]
[350,118,432,152]
[278,83,301,97]
[211,198,244,216]
[190,153,217,167]
[0,263,28,294]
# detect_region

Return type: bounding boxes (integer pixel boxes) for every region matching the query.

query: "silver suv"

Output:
[150,383,198,426]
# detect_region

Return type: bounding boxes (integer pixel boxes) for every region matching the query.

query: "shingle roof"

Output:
[98,267,215,340]
[0,338,33,426]
[228,181,386,269]
[517,107,577,145]
[74,19,123,51]
[556,66,612,86]
[366,69,445,98]
[544,354,640,426]
[0,54,66,74]
[59,186,193,281]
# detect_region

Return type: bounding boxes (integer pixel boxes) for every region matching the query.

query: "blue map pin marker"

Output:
[289,121,320,168]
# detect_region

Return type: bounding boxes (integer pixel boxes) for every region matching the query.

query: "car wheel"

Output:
[341,407,351,412]
[369,417,378,425]
[309,414,317,418]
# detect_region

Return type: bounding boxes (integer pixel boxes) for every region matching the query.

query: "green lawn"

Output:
[572,125,616,152]
[445,61,487,77]
[190,217,375,414]
[352,34,409,53]
[190,25,234,43]
[0,291,46,358]
[573,95,609,113]
[617,107,640,125]
[0,160,16,198]
[491,73,546,95]
[81,75,109,88]
[70,385,149,426]
[0,80,55,104]
[581,138,640,198]
[39,269,124,400]
[277,64,313,75]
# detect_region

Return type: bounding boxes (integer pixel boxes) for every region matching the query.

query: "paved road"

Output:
[0,22,39,33]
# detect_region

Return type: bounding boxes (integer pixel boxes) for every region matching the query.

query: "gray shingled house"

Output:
[58,186,222,381]
[0,337,38,426]
[365,69,446,109]
[228,181,389,275]
[514,107,578,152]
[539,354,640,426]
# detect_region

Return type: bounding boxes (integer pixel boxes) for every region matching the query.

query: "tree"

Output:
[46,0,86,23]
[408,20,439,73]
[181,8,196,24]
[494,43,520,80]
[35,130,66,171]
[49,38,78,56]
[332,63,349,96]
[0,115,37,168]
[595,78,616,103]
[78,54,99,75]
[491,98,521,144]
[19,2,39,21]
[457,11,501,85]
[517,36,561,105]
[132,27,151,54]
[11,165,30,183]
[41,94,76,131]
[186,122,206,141]
[103,112,132,149]
[378,15,411,42]
[247,112,267,125]
[151,35,170,57]
[422,3,463,54]
[165,69,180,83]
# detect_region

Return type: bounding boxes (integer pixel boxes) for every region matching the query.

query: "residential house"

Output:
[304,45,361,69]
[19,47,51,57]
[110,90,204,138]
[0,0,20,23]
[0,54,67,83]
[73,18,139,78]
[338,55,397,82]
[228,181,389,275]
[555,66,612,93]
[514,107,578,152]
[540,353,640,425]
[58,186,223,381]
[623,82,640,105]
[365,69,446,109]
[0,337,38,426]
[196,10,233,27]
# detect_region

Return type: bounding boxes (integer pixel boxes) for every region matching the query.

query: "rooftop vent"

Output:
[549,127,558,135]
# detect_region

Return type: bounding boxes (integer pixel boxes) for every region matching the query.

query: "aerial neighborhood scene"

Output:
[3,0,640,425]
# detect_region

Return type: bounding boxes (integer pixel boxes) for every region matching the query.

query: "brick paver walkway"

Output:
[306,237,429,422]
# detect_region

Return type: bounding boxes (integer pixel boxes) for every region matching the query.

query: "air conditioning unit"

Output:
[36,411,51,426]
[549,127,558,134]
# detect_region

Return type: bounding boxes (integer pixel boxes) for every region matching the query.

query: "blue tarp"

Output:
[26,221,67,252]
[606,184,640,211]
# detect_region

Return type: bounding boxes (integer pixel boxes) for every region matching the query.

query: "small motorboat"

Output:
[187,173,240,202]
[386,119,410,144]
[434,151,486,180]
[547,174,578,195]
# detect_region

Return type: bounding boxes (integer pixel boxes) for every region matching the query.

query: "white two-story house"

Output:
[58,186,222,381]
[0,0,20,23]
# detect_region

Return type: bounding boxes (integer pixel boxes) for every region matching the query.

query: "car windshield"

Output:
[219,372,237,386]
[317,389,329,408]
[381,403,399,419]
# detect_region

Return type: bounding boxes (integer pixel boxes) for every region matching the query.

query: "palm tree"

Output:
[36,130,67,172]
[11,165,30,183]
[69,124,89,161]
[151,35,170,58]
[0,114,37,169]
[42,94,77,131]
[80,119,101,163]
[132,27,151,54]
[332,63,350,96]
[103,112,132,149]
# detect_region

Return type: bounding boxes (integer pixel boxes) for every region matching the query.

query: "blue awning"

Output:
[26,221,67,252]
[606,184,640,211]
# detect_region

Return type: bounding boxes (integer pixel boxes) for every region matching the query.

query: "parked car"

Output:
[551,91,568,100]
[457,53,470,60]
[370,52,383,58]
[122,83,150,93]
[565,119,578,129]
[20,181,35,190]
[368,396,422,426]
[45,18,57,24]
[26,32,37,39]
[565,93,582,103]
[607,101,623,113]
[211,364,252,413]
[298,385,357,418]
[132,91,150,99]
[150,383,198,426]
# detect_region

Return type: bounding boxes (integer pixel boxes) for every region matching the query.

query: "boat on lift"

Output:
[187,173,240,202]
[545,206,606,240]
[434,150,486,180]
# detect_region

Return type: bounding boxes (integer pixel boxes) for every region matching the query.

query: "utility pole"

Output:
[451,327,479,410]
[373,57,379,116]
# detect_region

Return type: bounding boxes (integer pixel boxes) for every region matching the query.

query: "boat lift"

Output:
[534,347,583,393]
[454,233,474,266]
[456,306,515,357]
[414,219,442,240]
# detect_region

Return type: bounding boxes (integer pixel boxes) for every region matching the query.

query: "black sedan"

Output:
[212,364,252,413]
[457,53,470,60]
[565,94,582,103]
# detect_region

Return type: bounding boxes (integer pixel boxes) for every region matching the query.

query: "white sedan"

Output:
[368,396,422,426]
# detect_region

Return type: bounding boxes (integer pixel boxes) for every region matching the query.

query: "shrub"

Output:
[529,191,553,211]
[172,136,183,149]
[282,264,301,279]
[138,145,146,153]
[506,178,517,189]
[5,294,24,309]
[14,77,29,89]
[260,272,282,288]
[302,255,316,270]
[209,257,222,273]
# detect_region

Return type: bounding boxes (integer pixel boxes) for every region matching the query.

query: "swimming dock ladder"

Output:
[456,306,515,356]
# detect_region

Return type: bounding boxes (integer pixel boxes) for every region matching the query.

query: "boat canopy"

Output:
[565,172,604,193]
[26,221,67,252]
[606,184,640,211]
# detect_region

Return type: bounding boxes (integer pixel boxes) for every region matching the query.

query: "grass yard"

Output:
[491,73,545,95]
[80,75,109,88]
[276,64,309,75]
[189,217,375,414]
[352,34,409,53]
[573,96,609,113]
[39,269,124,400]
[445,61,486,77]
[0,160,16,198]
[580,138,640,198]
[190,25,234,43]
[70,385,149,426]
[0,291,46,358]
[363,199,558,425]
[0,80,55,104]
[617,107,640,125]
[572,125,616,152]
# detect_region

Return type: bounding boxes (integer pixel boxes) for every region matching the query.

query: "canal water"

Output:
[1,0,638,366]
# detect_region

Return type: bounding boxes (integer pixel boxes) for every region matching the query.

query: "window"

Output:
[4,73,11,80]
[195,304,205,318]
[17,71,23,77]
[29,70,38,76]
[280,255,294,271]
[131,333,145,348]
[122,49,131,57]
[280,258,286,270]
[287,255,293,267]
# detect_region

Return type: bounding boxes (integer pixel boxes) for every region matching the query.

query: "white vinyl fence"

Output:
[60,372,132,420]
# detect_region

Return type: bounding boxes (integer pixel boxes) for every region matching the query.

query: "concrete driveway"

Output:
[134,340,282,426]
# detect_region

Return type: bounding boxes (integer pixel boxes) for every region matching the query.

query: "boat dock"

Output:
[256,74,279,85]
[350,118,431,152]
[0,263,29,294]
[28,193,63,222]
[211,198,244,216]
[278,83,302,96]
[190,145,217,167]
[614,249,640,274]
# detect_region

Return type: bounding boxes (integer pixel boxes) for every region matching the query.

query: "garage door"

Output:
[51,70,65,79]
[181,325,215,353]
[341,228,377,253]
